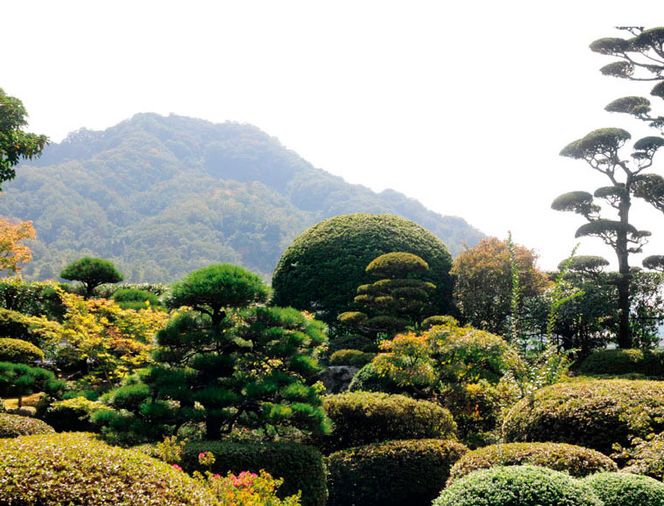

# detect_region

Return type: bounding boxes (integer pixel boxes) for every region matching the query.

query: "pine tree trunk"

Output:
[616,190,632,349]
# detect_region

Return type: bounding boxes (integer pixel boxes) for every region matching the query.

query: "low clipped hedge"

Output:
[583,472,664,506]
[0,432,218,505]
[433,465,602,506]
[327,438,467,506]
[578,348,664,377]
[503,379,664,454]
[0,412,54,437]
[0,337,44,364]
[180,440,326,506]
[329,349,375,367]
[320,391,456,453]
[449,442,617,482]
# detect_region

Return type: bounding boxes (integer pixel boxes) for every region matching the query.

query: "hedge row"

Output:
[0,413,54,438]
[578,348,664,377]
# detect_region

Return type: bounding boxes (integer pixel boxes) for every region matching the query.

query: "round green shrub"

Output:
[111,288,162,310]
[421,314,459,329]
[503,379,664,454]
[0,432,217,505]
[179,439,326,506]
[583,472,664,506]
[348,362,403,393]
[578,348,664,376]
[272,213,453,323]
[433,465,602,506]
[329,349,375,367]
[328,438,467,506]
[449,442,617,482]
[0,337,44,364]
[0,413,54,437]
[320,391,456,453]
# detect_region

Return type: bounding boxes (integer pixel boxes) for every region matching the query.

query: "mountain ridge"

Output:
[1,113,484,281]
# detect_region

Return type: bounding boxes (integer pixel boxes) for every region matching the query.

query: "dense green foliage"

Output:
[272,213,454,323]
[448,442,617,482]
[111,287,161,310]
[1,114,482,281]
[96,264,329,442]
[0,432,218,505]
[41,396,106,432]
[583,472,664,506]
[179,440,327,506]
[0,413,55,437]
[0,88,48,190]
[623,432,664,480]
[0,337,44,364]
[579,348,664,376]
[319,391,456,453]
[338,252,437,337]
[327,439,467,506]
[503,379,664,454]
[328,348,375,367]
[433,465,602,506]
[0,362,64,407]
[60,256,124,296]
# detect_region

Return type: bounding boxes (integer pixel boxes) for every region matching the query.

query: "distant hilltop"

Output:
[2,113,484,281]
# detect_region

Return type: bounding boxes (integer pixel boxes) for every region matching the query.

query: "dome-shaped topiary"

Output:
[503,379,664,455]
[448,442,617,483]
[0,432,218,505]
[328,438,467,506]
[583,472,664,506]
[578,348,664,377]
[0,413,54,438]
[0,337,44,364]
[319,391,456,453]
[329,349,375,367]
[434,465,602,506]
[272,214,453,322]
[365,252,429,278]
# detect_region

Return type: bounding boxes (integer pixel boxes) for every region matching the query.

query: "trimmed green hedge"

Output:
[578,348,664,377]
[0,337,44,364]
[434,465,602,506]
[329,349,375,367]
[180,440,326,506]
[327,438,467,506]
[272,213,453,323]
[449,442,617,482]
[0,432,218,505]
[320,391,456,453]
[0,413,54,437]
[583,472,664,506]
[503,379,664,454]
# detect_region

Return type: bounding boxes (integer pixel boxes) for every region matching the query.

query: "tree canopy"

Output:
[60,257,124,297]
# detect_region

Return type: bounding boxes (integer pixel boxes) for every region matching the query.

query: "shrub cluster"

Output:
[179,440,327,506]
[111,288,162,310]
[0,432,218,505]
[578,348,664,377]
[329,349,375,367]
[583,472,664,506]
[0,337,44,364]
[622,432,664,479]
[41,396,106,432]
[449,442,617,482]
[320,391,456,453]
[0,413,54,437]
[434,465,602,506]
[327,439,467,506]
[503,379,664,454]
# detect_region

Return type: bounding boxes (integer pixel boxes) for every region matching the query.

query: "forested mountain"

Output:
[0,113,484,282]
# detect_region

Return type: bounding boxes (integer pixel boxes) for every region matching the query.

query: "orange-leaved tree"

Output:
[0,218,36,274]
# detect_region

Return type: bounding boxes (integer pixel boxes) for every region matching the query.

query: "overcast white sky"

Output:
[3,1,664,269]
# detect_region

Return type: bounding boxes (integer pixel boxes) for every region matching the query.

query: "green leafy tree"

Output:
[0,362,64,408]
[95,264,330,443]
[60,257,124,297]
[338,252,436,338]
[0,88,48,190]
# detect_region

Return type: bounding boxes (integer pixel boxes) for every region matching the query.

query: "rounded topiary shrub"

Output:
[327,438,467,506]
[329,349,375,367]
[503,379,664,454]
[434,465,602,506]
[111,288,162,310]
[578,348,664,377]
[449,442,617,482]
[0,337,44,364]
[180,440,326,506]
[272,214,453,323]
[320,391,456,453]
[0,432,217,505]
[0,413,54,437]
[583,472,664,506]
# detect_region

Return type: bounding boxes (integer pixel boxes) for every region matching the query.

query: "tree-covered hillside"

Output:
[0,113,483,281]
